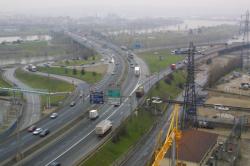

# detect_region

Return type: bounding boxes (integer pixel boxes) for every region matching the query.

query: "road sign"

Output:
[107,89,121,105]
[90,91,104,104]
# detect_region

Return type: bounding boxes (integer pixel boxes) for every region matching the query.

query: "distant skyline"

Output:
[0,0,249,18]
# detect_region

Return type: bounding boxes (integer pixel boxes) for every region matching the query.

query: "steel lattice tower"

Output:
[240,10,250,70]
[181,42,197,129]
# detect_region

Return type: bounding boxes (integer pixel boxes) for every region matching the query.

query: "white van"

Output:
[214,104,229,111]
[89,110,99,120]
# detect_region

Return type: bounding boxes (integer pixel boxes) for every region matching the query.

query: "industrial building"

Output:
[160,130,218,166]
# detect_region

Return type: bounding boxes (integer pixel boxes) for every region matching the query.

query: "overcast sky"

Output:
[0,0,249,18]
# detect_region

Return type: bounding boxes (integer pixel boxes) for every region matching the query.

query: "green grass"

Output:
[0,73,11,88]
[148,70,186,99]
[54,54,101,66]
[15,69,75,107]
[0,41,66,58]
[0,72,11,96]
[82,70,186,166]
[82,110,154,166]
[37,66,103,84]
[139,49,184,73]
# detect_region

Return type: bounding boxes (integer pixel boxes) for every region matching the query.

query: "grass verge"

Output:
[138,49,184,73]
[0,72,11,96]
[81,70,186,166]
[15,69,74,107]
[37,66,103,84]
[53,54,101,66]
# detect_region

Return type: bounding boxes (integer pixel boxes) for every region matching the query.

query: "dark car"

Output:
[28,125,36,132]
[48,161,61,166]
[40,129,50,137]
[70,101,76,107]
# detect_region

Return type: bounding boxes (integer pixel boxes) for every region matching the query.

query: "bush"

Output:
[0,91,9,96]
[164,76,172,85]
[92,72,97,76]
[178,83,184,89]
[168,73,174,80]
[73,68,77,75]
[81,68,85,75]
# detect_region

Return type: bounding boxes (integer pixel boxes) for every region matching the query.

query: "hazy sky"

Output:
[0,0,249,18]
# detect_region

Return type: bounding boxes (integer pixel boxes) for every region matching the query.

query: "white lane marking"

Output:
[46,51,143,165]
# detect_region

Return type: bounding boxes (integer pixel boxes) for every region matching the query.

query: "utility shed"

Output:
[160,129,218,166]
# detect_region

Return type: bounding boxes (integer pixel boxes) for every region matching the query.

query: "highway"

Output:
[0,32,241,166]
[17,32,146,166]
[0,33,127,165]
[34,35,235,166]
[3,67,41,129]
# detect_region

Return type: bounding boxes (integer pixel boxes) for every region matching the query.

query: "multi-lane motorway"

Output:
[0,32,144,166]
[23,33,146,166]
[0,31,242,166]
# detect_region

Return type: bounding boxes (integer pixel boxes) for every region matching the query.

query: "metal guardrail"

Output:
[0,87,71,96]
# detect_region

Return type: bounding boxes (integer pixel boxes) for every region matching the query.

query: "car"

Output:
[40,129,50,137]
[28,125,36,132]
[111,72,115,75]
[214,104,229,111]
[50,113,58,119]
[48,161,61,166]
[70,101,76,107]
[33,128,43,135]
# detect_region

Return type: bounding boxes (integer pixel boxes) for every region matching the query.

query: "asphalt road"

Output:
[18,33,145,166]
[3,67,41,129]
[0,34,123,165]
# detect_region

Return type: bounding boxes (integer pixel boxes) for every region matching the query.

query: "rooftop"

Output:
[165,129,218,163]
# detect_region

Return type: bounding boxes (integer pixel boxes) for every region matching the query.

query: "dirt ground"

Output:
[206,96,250,108]
[216,73,250,95]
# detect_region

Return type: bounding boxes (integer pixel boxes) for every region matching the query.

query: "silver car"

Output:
[50,113,58,119]
[33,128,43,135]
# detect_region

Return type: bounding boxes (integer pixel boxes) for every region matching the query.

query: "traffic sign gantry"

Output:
[90,91,104,104]
[107,89,121,106]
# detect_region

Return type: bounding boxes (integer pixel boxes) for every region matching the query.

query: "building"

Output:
[160,129,218,166]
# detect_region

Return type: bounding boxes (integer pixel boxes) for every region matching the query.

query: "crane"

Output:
[152,104,182,166]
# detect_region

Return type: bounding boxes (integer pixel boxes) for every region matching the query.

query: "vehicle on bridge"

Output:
[170,64,176,70]
[135,86,144,98]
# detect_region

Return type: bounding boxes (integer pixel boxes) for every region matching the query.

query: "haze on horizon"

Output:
[0,0,249,18]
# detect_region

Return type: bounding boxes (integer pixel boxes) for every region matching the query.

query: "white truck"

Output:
[89,110,99,120]
[95,120,112,136]
[134,66,140,77]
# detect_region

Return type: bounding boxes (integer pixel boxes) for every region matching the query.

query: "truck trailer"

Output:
[95,120,112,136]
[135,86,144,98]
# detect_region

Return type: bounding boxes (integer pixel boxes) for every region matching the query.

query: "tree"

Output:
[81,68,85,75]
[92,71,97,77]
[73,68,77,75]
[64,67,68,74]
[92,56,95,60]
